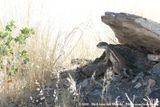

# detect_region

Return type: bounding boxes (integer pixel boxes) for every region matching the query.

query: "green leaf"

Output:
[0,20,34,76]
[5,20,16,32]
[23,57,29,64]
[21,27,34,35]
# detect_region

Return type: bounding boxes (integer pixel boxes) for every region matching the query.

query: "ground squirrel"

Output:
[97,42,129,77]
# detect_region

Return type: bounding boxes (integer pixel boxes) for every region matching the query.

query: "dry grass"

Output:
[0,0,159,106]
[0,20,115,106]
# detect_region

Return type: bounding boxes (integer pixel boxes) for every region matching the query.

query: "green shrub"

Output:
[0,20,34,75]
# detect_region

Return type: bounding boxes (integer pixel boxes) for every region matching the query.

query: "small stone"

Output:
[35,80,40,86]
[36,88,41,91]
[132,72,144,83]
[30,96,33,100]
[79,79,89,88]
[148,79,156,88]
[134,82,142,89]
[40,96,45,101]
[39,90,44,96]
[147,54,160,61]
[145,79,156,96]
[151,62,160,76]
[36,99,39,103]
[112,75,121,81]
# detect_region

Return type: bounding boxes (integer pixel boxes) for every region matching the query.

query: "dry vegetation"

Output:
[0,0,159,107]
[0,20,116,106]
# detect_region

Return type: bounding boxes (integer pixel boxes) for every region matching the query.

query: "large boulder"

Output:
[101,12,160,52]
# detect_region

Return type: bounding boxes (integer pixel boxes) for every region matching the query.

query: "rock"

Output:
[150,62,160,76]
[149,89,160,100]
[78,79,91,90]
[134,82,142,89]
[78,78,104,103]
[147,54,160,61]
[102,12,160,52]
[132,72,144,83]
[79,61,109,77]
[86,89,102,103]
[145,79,156,96]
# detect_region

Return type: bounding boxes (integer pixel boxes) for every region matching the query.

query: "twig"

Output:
[125,93,134,107]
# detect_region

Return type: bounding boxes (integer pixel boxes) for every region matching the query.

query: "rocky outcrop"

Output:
[102,12,160,52]
[74,12,160,105]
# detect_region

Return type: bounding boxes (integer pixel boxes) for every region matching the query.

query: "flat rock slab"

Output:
[102,12,160,52]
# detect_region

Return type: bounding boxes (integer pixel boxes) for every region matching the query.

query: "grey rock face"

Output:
[150,62,160,77]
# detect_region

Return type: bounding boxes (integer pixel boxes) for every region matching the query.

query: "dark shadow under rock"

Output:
[76,44,154,81]
[75,43,160,105]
